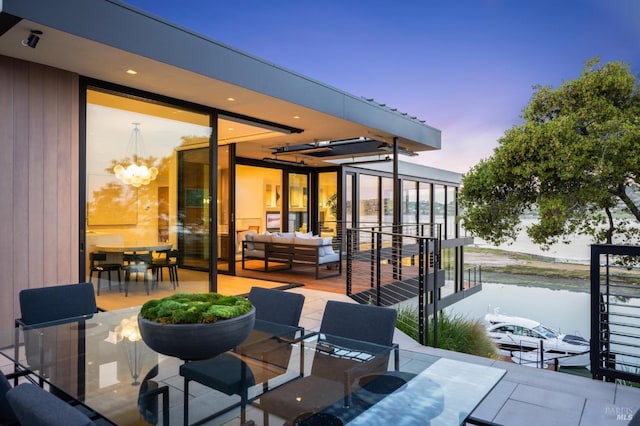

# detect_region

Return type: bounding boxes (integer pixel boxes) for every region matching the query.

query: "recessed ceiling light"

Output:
[293,115,300,119]
[126,69,137,75]
[228,127,234,131]
[227,97,235,102]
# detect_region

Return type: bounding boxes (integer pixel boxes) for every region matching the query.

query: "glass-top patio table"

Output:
[0,307,505,425]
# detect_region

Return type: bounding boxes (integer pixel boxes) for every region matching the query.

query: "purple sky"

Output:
[125,0,640,173]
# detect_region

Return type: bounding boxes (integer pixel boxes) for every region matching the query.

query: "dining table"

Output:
[95,243,173,254]
[0,307,505,425]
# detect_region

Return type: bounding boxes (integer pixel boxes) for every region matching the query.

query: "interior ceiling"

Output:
[0,18,436,167]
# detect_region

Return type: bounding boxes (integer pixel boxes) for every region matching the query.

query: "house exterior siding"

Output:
[0,55,79,328]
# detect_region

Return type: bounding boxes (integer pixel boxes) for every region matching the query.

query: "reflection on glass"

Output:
[434,185,445,239]
[236,165,282,234]
[359,174,379,226]
[419,183,431,225]
[318,172,337,236]
[85,88,211,290]
[381,177,393,226]
[402,180,417,225]
[447,186,457,239]
[217,145,229,271]
[346,174,354,229]
[288,173,308,232]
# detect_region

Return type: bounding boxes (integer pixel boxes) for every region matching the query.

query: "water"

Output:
[472,217,594,263]
[444,283,591,337]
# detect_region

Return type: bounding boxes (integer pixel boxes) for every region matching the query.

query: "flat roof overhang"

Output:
[0,0,441,166]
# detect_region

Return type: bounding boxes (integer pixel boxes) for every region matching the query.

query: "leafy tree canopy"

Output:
[459,58,640,249]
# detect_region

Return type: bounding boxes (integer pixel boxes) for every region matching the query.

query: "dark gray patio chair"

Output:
[1,370,18,425]
[6,383,96,426]
[15,283,98,385]
[256,300,399,425]
[180,287,305,425]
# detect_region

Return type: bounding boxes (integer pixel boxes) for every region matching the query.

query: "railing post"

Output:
[418,237,425,345]
[369,227,375,289]
[375,232,382,306]
[432,232,440,348]
[346,230,352,296]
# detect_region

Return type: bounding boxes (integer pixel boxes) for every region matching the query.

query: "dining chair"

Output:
[180,287,305,426]
[15,283,98,385]
[6,383,96,426]
[152,249,179,289]
[123,253,156,296]
[247,286,305,327]
[256,300,398,425]
[88,252,122,295]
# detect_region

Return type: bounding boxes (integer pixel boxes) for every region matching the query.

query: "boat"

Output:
[510,349,590,368]
[485,309,590,367]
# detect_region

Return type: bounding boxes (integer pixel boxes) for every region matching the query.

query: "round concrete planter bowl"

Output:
[138,307,255,361]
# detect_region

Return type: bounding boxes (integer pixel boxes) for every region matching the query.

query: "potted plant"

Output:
[138,292,255,360]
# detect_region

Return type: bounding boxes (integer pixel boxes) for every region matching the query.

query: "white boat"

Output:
[485,309,590,367]
[510,349,590,368]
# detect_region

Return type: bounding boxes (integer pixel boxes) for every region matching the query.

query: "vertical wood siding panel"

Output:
[0,56,80,330]
[70,76,80,282]
[28,65,45,289]
[42,67,58,285]
[56,70,74,283]
[0,57,15,330]
[12,60,30,307]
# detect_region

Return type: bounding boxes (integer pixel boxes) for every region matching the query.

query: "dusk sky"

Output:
[125,0,639,174]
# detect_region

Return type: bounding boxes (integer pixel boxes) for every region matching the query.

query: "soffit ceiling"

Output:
[0,5,440,167]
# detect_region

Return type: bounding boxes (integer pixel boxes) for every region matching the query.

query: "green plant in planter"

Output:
[140,292,252,324]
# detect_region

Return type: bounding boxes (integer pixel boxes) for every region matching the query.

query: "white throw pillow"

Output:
[321,237,335,256]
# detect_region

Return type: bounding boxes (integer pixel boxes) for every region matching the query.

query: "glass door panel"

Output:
[217,146,230,272]
[85,88,211,301]
[178,148,210,270]
[318,171,337,236]
[288,173,308,232]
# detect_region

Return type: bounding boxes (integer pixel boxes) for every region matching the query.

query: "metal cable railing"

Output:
[345,224,441,345]
[590,244,640,383]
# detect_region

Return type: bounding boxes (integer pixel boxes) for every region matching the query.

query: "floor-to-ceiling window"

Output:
[217,145,230,272]
[288,173,308,232]
[381,177,393,226]
[359,175,379,226]
[434,184,446,239]
[345,173,355,229]
[236,165,282,235]
[402,180,418,224]
[178,147,211,270]
[418,182,432,226]
[85,87,211,298]
[318,171,338,236]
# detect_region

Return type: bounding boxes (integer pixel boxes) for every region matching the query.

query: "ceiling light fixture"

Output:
[113,123,159,187]
[340,156,392,166]
[273,146,332,155]
[262,157,308,167]
[377,142,418,157]
[126,69,138,75]
[21,30,42,48]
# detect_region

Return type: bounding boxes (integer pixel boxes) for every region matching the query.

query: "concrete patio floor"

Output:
[288,287,640,426]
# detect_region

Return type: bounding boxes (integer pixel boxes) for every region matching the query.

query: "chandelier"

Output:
[113,123,158,187]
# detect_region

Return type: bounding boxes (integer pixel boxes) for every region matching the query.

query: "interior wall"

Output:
[0,55,79,330]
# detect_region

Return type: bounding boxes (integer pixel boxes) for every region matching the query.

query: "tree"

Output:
[459,58,640,249]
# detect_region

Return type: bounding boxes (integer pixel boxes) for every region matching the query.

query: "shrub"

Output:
[140,293,252,324]
[396,305,498,358]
